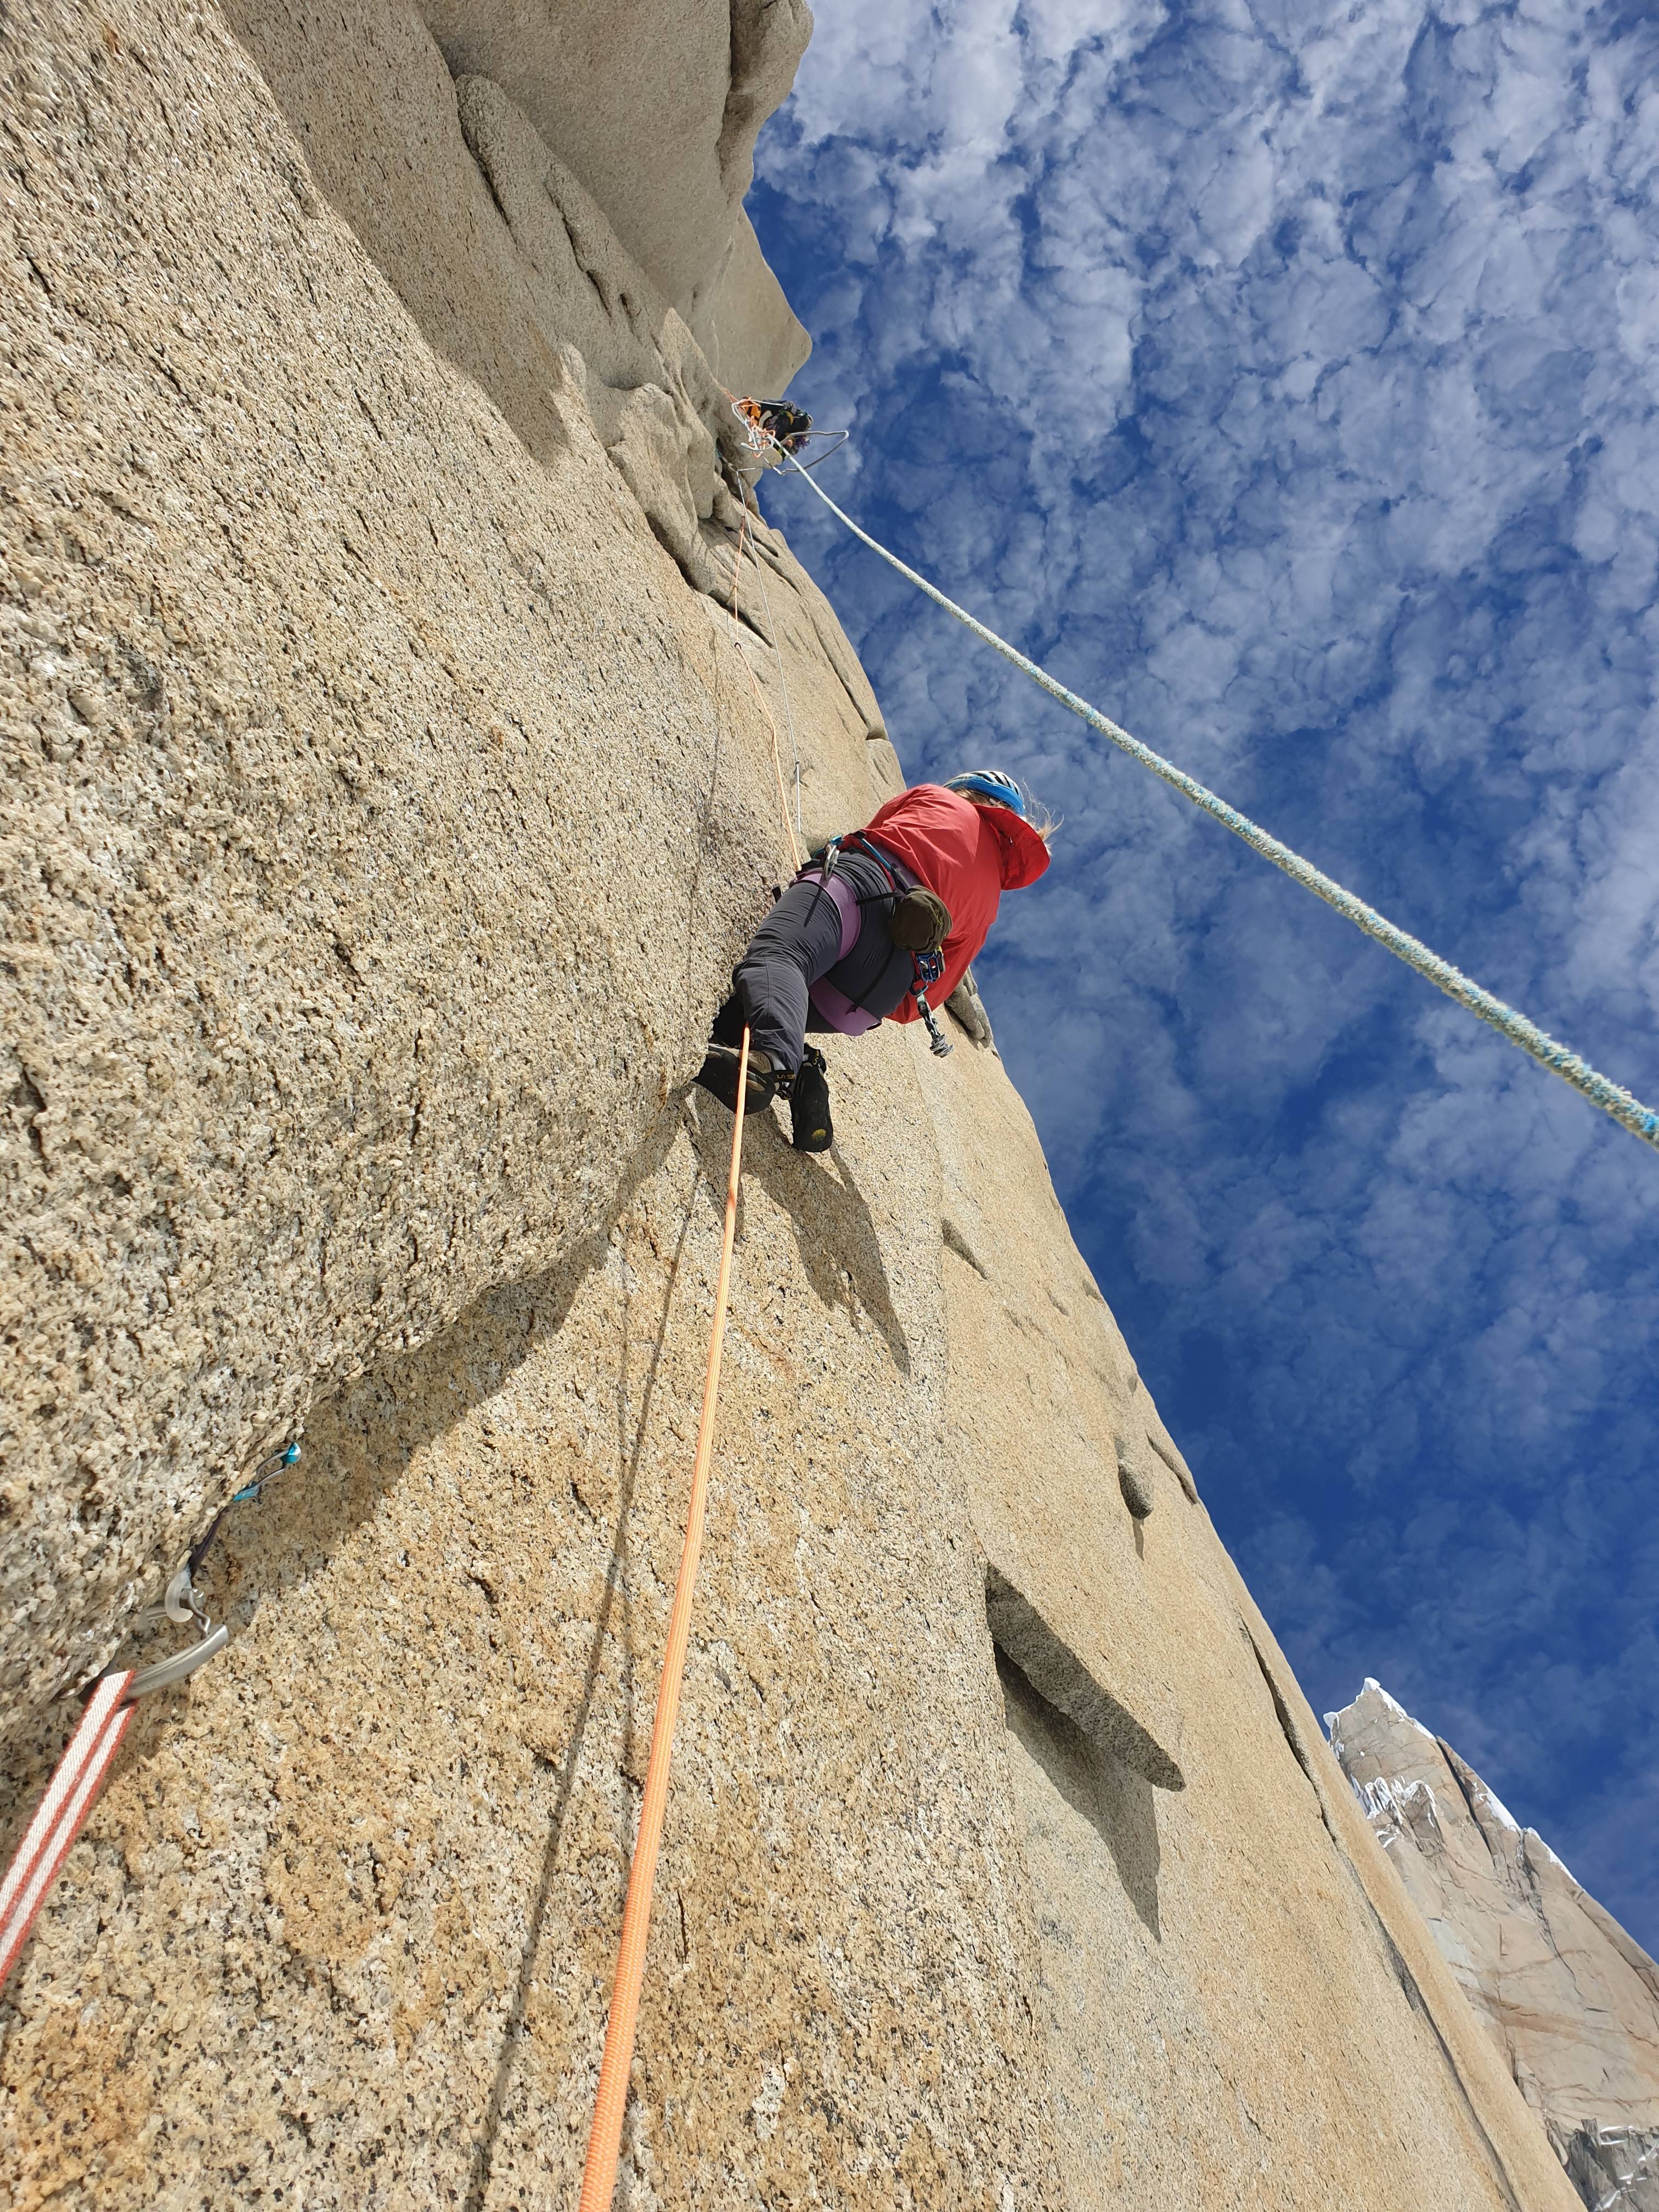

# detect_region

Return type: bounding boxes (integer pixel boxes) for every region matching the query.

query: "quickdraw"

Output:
[912,945,954,1059]
[0,1434,302,1989]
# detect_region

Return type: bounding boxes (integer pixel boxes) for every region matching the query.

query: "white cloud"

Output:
[755,0,1659,1940]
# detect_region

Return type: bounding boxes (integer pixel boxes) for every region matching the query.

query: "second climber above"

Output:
[694,769,1055,1152]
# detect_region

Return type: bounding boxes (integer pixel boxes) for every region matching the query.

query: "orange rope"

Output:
[576,1029,752,2212]
[724,493,802,871]
[729,500,751,615]
[743,646,803,874]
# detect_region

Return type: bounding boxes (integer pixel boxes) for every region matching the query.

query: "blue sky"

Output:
[750,0,1659,1948]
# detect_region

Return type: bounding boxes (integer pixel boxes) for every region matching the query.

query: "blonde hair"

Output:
[962,780,1062,843]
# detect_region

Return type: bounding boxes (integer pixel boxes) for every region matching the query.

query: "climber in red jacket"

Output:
[696,770,1054,1151]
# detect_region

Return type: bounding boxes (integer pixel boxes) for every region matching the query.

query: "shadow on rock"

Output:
[464,1116,701,2212]
[693,1090,911,1376]
[997,1646,1164,1942]
[0,1098,699,1839]
[163,1088,705,2208]
[196,1096,691,1618]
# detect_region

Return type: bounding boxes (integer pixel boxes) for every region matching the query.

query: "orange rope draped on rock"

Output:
[726,495,803,872]
[575,1028,753,2212]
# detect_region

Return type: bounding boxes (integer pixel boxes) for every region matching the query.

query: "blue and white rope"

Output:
[782,454,1659,1155]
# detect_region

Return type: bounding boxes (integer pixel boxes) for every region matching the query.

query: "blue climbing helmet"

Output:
[946,768,1030,818]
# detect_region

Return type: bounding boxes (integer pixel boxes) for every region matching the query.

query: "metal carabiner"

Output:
[917,990,954,1057]
[125,1621,229,1700]
[108,1437,300,1700]
[117,1560,230,1700]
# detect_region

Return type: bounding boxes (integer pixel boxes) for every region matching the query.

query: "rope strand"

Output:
[576,1029,753,2210]
[725,492,803,871]
[781,453,1659,1155]
[744,535,804,842]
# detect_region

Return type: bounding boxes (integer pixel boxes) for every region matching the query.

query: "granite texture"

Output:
[919,1022,1581,2212]
[0,0,799,1728]
[1330,1680,1659,2210]
[412,0,812,396]
[0,3,1592,2208]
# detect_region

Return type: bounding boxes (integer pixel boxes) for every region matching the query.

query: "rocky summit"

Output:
[1329,1681,1659,2212]
[0,2,1618,2208]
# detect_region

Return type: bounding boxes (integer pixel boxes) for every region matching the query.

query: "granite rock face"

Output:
[1329,1680,1659,2210]
[413,0,812,397]
[0,0,856,1729]
[0,2,1592,2207]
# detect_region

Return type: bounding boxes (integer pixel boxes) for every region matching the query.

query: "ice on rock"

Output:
[1329,1679,1658,2203]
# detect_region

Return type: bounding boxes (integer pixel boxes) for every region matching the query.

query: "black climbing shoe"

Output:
[789,1047,833,1152]
[693,1043,777,1115]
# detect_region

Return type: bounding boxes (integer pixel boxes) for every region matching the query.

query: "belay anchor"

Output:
[731,396,849,473]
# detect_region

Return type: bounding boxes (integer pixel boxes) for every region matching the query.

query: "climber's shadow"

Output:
[157,1096,689,1676]
[139,1091,703,2211]
[697,1093,911,1376]
[0,1093,699,1889]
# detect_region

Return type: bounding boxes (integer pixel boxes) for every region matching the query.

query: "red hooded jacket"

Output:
[858,783,1050,1022]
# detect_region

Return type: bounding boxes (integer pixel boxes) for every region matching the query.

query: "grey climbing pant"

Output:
[713,849,913,1073]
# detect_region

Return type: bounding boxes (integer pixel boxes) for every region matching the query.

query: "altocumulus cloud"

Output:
[752,0,1659,1943]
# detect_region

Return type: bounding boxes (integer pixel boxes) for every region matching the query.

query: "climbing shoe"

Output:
[693,1043,777,1116]
[789,1047,833,1152]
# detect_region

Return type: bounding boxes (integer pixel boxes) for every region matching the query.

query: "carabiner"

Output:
[115,1559,230,1700]
[125,1621,229,1700]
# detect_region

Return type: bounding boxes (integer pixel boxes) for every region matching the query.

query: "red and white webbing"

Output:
[0,1670,134,1988]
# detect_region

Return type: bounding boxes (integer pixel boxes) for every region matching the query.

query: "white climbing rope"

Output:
[780,453,1659,1156]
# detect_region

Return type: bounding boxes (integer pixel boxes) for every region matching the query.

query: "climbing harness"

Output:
[855,837,955,1054]
[777,451,1659,1156]
[803,833,955,1054]
[0,1436,301,1990]
[578,1030,754,2210]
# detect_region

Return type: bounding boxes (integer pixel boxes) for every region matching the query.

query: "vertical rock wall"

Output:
[0,2,1588,2206]
[411,0,813,397]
